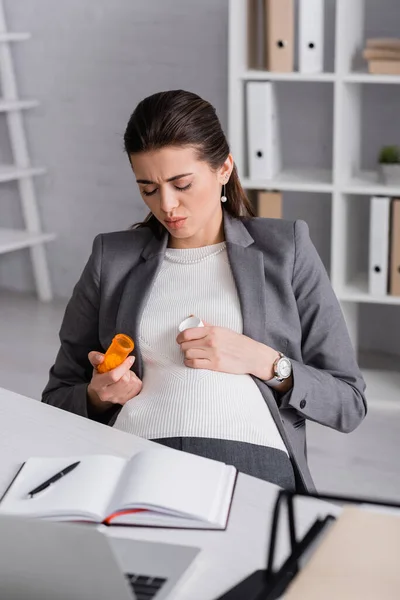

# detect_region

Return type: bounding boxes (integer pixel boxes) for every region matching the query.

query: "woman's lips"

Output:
[165,218,187,230]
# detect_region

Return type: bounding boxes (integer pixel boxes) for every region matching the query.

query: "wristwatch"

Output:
[266,352,292,388]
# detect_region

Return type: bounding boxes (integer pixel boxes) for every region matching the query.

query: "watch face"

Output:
[277,357,291,379]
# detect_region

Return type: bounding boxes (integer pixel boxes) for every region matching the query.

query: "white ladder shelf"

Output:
[0,1,55,301]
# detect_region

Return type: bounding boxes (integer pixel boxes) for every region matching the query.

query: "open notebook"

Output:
[0,447,237,529]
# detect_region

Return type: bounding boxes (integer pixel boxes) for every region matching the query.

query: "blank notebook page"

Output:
[285,506,400,600]
[110,447,235,523]
[0,455,126,520]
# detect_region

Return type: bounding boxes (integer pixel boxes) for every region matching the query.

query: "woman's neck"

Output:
[168,231,225,249]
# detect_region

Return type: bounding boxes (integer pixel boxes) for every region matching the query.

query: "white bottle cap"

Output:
[178,316,204,332]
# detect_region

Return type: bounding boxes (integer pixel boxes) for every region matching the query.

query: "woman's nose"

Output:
[159,187,180,213]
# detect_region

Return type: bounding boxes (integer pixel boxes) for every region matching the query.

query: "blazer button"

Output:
[300,399,306,409]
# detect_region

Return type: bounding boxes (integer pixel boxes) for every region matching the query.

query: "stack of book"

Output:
[248,0,325,74]
[363,38,400,75]
[369,197,400,296]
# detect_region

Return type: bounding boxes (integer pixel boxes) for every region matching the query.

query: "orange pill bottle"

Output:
[97,334,135,374]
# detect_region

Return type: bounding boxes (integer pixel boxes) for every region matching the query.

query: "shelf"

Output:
[0,23,53,300]
[242,70,335,83]
[342,171,400,196]
[242,168,333,193]
[0,229,55,255]
[343,71,400,85]
[242,72,400,86]
[229,0,400,378]
[0,33,30,43]
[0,99,38,112]
[0,165,46,183]
[338,274,400,305]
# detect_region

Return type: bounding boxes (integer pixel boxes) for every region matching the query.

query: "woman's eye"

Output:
[142,182,192,196]
[142,188,157,197]
[174,183,192,192]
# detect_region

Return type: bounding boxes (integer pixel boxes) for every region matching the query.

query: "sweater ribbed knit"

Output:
[113,242,287,453]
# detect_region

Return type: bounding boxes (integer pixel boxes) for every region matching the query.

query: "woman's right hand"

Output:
[87,351,143,413]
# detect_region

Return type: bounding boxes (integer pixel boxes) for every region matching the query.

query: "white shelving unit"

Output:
[0,1,55,301]
[242,168,333,192]
[242,69,336,82]
[229,0,400,404]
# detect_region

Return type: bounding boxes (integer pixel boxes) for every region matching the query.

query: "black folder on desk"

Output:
[217,490,400,600]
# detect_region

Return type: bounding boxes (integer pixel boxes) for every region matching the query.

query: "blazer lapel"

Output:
[224,212,269,346]
[224,214,295,452]
[116,230,168,379]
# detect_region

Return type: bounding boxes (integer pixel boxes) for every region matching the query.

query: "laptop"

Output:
[0,514,200,600]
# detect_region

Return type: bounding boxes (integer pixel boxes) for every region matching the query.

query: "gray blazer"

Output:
[42,211,367,492]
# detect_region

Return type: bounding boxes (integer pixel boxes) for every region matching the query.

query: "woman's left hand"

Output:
[176,322,279,379]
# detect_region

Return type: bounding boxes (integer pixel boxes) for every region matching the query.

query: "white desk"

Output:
[0,387,339,600]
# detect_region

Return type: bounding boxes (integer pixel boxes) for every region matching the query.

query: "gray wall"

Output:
[1,0,399,357]
[0,0,229,296]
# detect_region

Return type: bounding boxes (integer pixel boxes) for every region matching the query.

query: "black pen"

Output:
[26,461,81,498]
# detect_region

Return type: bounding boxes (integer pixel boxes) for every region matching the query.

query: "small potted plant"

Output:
[378,145,400,185]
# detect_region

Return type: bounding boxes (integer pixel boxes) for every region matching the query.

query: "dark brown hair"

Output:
[123,90,254,233]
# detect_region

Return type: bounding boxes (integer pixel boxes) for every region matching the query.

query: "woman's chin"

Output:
[167,225,192,237]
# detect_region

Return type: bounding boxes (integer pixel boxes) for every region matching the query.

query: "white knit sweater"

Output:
[113,242,287,453]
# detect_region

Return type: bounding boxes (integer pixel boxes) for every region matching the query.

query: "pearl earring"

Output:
[221,182,227,203]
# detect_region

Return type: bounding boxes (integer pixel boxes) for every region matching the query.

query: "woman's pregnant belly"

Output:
[113,362,287,451]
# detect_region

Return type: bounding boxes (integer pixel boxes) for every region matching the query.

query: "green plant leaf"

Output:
[378,145,400,164]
